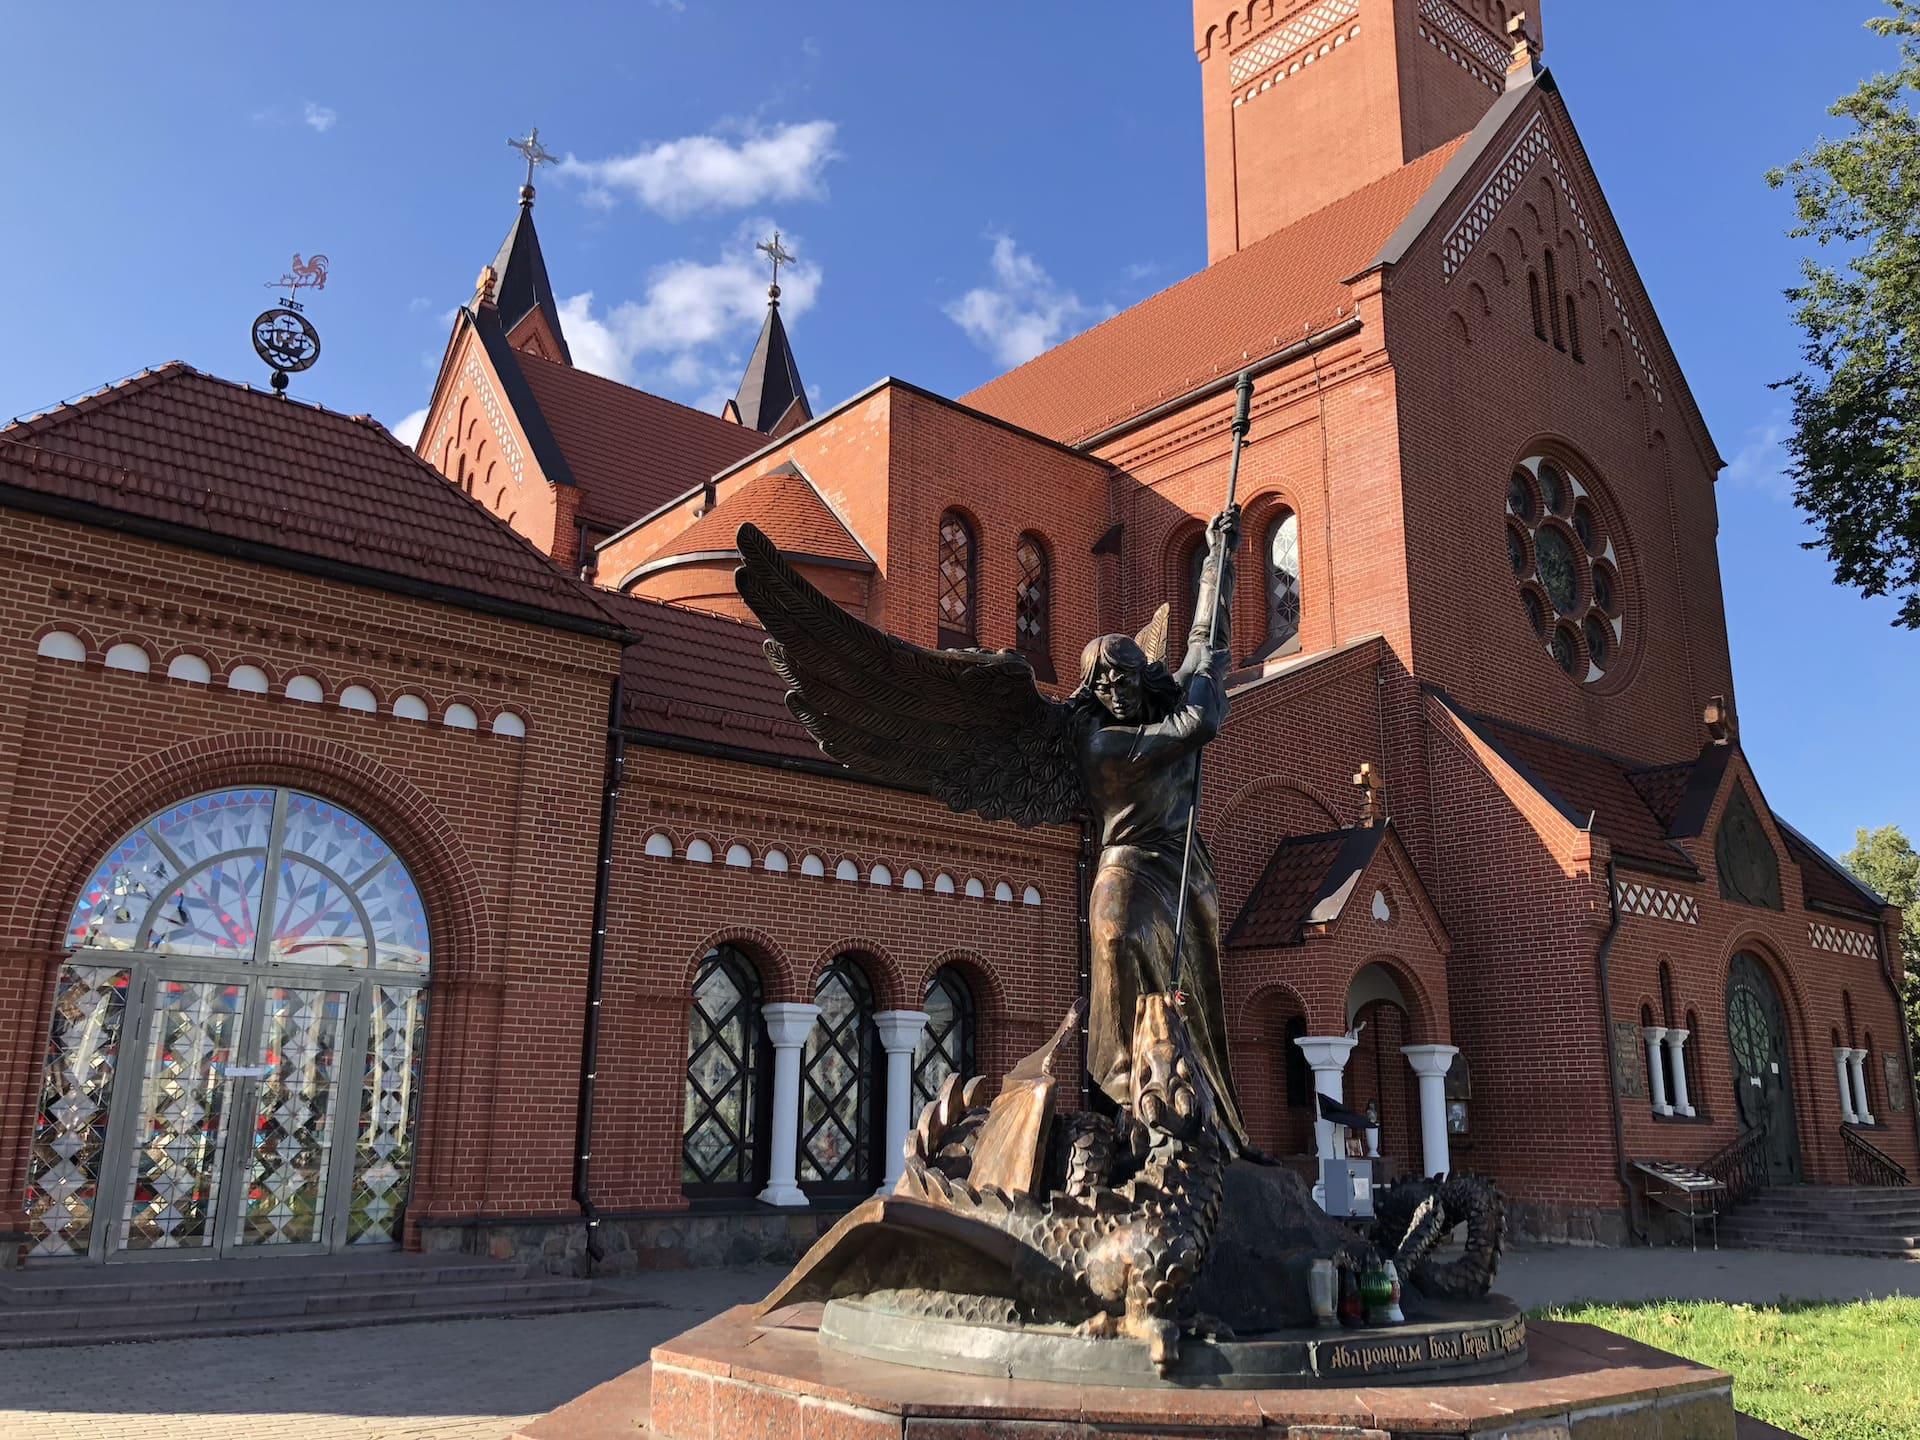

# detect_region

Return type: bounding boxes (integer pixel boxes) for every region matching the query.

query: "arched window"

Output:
[1186,534,1208,639]
[1565,294,1583,362]
[1529,270,1546,341]
[1258,507,1302,661]
[1684,1007,1702,1104]
[937,510,977,648]
[801,959,878,1191]
[682,945,767,1195]
[1015,533,1053,679]
[1284,1014,1312,1109]
[914,968,977,1113]
[30,788,431,1260]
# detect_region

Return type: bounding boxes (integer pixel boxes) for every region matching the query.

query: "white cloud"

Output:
[945,235,1103,368]
[556,223,821,412]
[303,102,337,134]
[561,120,837,220]
[391,408,428,448]
[1724,418,1793,501]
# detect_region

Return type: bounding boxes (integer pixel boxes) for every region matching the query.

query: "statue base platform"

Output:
[514,1302,1737,1440]
[820,1294,1528,1388]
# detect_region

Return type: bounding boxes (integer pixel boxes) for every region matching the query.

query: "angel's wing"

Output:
[1133,603,1171,668]
[734,523,1087,827]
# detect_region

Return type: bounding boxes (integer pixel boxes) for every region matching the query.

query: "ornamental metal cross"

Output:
[507,127,557,189]
[757,231,796,289]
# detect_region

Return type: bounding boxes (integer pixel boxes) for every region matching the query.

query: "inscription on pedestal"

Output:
[1317,1316,1526,1377]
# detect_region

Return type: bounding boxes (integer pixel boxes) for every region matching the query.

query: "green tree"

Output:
[1768,2,1920,626]
[1839,824,1920,1101]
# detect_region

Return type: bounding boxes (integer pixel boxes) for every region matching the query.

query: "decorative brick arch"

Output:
[11,729,497,986]
[1344,953,1441,1045]
[1235,978,1311,1045]
[1215,774,1344,832]
[682,925,799,1006]
[919,947,1006,1025]
[1717,930,1828,1172]
[808,938,909,1011]
[29,620,99,658]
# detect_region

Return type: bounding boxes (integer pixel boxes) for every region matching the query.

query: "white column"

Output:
[1834,1047,1859,1124]
[1642,1026,1672,1115]
[1849,1048,1876,1126]
[1294,1035,1357,1206]
[1663,1028,1695,1117]
[758,1003,820,1207]
[1402,1044,1460,1181]
[873,1010,930,1193]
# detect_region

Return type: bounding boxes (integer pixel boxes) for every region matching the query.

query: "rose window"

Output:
[1506,456,1626,684]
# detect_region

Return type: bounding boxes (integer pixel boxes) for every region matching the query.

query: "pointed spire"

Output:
[731,233,811,434]
[491,129,572,364]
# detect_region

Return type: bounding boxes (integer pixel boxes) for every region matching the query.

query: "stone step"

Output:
[0,1276,592,1335]
[1723,1214,1920,1237]
[1719,1230,1920,1260]
[1742,1197,1920,1217]
[0,1288,655,1350]
[0,1260,527,1307]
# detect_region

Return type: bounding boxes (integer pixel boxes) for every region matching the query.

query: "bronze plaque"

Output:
[1613,1020,1646,1100]
[1316,1316,1526,1377]
[1887,1053,1911,1115]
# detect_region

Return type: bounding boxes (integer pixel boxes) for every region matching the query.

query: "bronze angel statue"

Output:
[734,505,1250,1151]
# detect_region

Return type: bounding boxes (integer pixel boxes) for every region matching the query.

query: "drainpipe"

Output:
[1877,913,1920,1160]
[1594,858,1646,1242]
[573,671,626,1269]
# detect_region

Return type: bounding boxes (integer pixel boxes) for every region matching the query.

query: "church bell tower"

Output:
[1194,0,1542,262]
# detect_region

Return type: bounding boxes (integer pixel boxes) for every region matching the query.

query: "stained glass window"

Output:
[1507,457,1627,686]
[1015,534,1050,669]
[913,968,976,1115]
[801,958,875,1188]
[1262,508,1302,658]
[938,511,976,647]
[25,965,129,1257]
[682,946,764,1191]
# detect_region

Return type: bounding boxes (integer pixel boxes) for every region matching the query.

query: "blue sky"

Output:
[2,2,1910,857]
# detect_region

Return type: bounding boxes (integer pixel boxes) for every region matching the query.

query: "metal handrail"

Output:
[1701,1119,1772,1209]
[1841,1125,1912,1188]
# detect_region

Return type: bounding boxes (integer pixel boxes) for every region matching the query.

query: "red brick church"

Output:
[1,0,1911,1274]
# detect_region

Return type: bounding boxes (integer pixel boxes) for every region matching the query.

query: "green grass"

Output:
[1534,1297,1920,1440]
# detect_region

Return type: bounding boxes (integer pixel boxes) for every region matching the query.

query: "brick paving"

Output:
[0,1266,781,1440]
[0,1249,1911,1439]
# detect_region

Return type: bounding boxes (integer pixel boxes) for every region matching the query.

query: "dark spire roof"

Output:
[491,188,573,365]
[731,288,810,434]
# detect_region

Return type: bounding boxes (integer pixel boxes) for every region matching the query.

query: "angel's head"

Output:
[1074,634,1182,725]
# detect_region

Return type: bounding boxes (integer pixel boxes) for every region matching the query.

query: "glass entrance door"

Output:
[104,969,356,1258]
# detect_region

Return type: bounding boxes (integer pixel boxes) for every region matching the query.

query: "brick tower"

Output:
[1194,0,1542,261]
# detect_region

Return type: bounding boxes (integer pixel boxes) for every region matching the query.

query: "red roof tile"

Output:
[515,354,767,529]
[0,364,624,635]
[606,591,822,764]
[650,465,869,568]
[1627,762,1695,831]
[1227,828,1384,950]
[1462,711,1692,872]
[961,140,1468,444]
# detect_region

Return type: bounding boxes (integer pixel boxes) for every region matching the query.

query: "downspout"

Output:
[573,670,626,1269]
[1876,913,1920,1159]
[1595,858,1647,1242]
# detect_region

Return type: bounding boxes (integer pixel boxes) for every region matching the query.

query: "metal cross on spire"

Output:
[507,127,557,195]
[756,231,796,297]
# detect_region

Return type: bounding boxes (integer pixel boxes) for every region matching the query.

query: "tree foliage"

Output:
[1769,3,1920,626]
[1840,823,1920,1096]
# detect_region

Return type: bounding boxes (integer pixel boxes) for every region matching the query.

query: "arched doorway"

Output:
[26,788,432,1261]
[1346,964,1419,1174]
[800,957,879,1195]
[1726,952,1803,1184]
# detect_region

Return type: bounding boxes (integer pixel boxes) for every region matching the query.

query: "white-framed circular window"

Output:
[1507,454,1627,685]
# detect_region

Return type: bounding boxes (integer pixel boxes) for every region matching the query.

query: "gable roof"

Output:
[514,353,767,530]
[491,198,573,365]
[0,363,626,638]
[1227,826,1388,950]
[635,464,869,575]
[1777,818,1885,919]
[732,300,811,435]
[960,137,1468,446]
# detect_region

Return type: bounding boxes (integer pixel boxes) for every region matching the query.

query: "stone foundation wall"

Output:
[420,1205,850,1278]
[1504,1197,1633,1249]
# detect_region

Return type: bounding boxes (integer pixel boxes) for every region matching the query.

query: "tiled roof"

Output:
[647,465,869,570]
[0,363,625,636]
[961,139,1468,445]
[1454,707,1693,872]
[606,591,822,764]
[492,201,573,365]
[515,354,767,529]
[732,302,809,435]
[1779,821,1884,917]
[1627,761,1696,832]
[1227,827,1385,950]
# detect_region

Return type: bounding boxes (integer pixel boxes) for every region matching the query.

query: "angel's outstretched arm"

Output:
[1176,508,1241,683]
